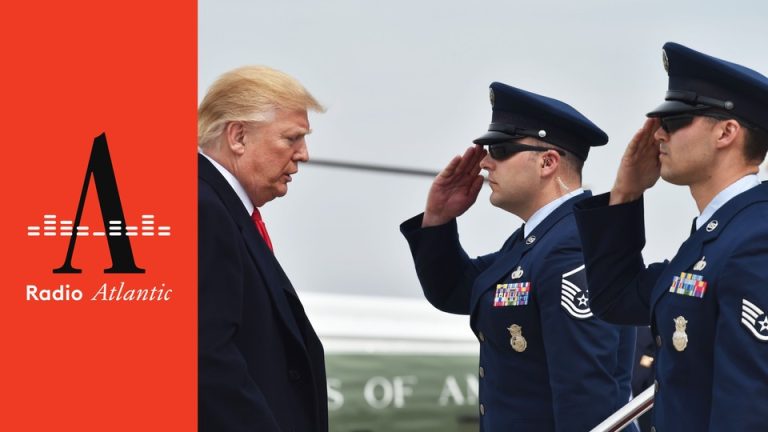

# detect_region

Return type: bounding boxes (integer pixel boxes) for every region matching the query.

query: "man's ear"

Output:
[714,119,741,150]
[225,121,247,155]
[540,150,561,176]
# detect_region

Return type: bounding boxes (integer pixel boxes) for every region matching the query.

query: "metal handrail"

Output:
[590,385,655,432]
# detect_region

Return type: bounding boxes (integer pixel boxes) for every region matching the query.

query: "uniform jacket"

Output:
[401,192,636,432]
[198,154,328,432]
[574,184,768,431]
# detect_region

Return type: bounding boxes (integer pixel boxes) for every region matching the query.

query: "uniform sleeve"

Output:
[536,239,632,432]
[708,232,768,430]
[400,213,500,314]
[573,193,666,325]
[198,196,282,432]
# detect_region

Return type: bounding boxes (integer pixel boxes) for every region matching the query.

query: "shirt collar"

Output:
[696,174,760,230]
[199,149,255,215]
[524,188,584,237]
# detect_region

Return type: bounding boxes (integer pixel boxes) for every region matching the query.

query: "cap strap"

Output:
[666,90,735,111]
[488,122,546,139]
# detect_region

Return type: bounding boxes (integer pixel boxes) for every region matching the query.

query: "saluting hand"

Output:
[610,118,661,205]
[422,146,487,227]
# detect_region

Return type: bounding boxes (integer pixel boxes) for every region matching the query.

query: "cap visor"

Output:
[646,100,709,117]
[472,130,523,146]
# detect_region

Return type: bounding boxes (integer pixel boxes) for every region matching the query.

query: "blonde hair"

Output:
[198,66,325,149]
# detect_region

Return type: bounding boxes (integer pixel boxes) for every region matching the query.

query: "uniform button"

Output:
[478,331,485,342]
[650,427,656,432]
[479,366,485,378]
[288,369,302,381]
[656,335,662,347]
[654,379,659,393]
[480,404,485,415]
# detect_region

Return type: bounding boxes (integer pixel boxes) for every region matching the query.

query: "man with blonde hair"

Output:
[198,66,327,431]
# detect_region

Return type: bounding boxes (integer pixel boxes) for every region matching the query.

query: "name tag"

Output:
[494,282,531,307]
[669,272,708,298]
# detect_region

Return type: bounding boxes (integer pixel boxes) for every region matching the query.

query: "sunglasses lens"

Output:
[488,143,560,160]
[489,145,512,161]
[661,115,694,134]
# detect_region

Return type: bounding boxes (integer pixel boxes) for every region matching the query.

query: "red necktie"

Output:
[251,208,273,252]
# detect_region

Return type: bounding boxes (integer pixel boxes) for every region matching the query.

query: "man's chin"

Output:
[489,194,505,210]
[660,170,687,186]
[274,186,289,198]
[259,188,287,206]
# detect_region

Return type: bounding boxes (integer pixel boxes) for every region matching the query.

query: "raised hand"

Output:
[422,146,487,227]
[610,118,662,205]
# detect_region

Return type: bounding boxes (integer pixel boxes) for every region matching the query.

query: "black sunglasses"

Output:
[487,142,566,161]
[659,113,735,134]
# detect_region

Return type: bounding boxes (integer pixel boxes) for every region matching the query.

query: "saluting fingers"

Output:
[439,154,463,179]
[469,146,487,176]
[454,146,479,177]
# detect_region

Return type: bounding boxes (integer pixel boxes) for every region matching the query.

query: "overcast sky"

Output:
[199,0,768,299]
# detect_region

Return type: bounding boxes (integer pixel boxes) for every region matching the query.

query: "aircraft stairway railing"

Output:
[590,385,654,432]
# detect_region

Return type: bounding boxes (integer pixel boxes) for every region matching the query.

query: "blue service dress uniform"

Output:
[574,184,768,431]
[401,192,637,432]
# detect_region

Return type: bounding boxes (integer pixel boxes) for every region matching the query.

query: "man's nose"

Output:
[295,141,309,162]
[479,153,494,171]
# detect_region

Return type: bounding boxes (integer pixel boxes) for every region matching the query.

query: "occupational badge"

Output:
[508,324,527,353]
[672,316,688,352]
[741,298,768,342]
[662,48,669,72]
[489,88,495,107]
[525,235,536,245]
[706,220,718,232]
[511,266,524,280]
[693,256,707,271]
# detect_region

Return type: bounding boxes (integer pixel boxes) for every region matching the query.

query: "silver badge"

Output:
[706,220,718,232]
[693,256,707,271]
[525,236,536,245]
[662,49,669,73]
[672,316,688,352]
[489,88,495,107]
[508,324,527,353]
[511,266,524,280]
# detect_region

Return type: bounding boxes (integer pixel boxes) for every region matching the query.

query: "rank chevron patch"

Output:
[561,264,593,319]
[741,298,768,342]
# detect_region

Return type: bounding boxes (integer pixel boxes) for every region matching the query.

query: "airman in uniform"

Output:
[574,42,768,431]
[401,82,637,431]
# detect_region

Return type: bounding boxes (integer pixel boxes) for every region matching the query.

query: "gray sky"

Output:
[199,0,768,298]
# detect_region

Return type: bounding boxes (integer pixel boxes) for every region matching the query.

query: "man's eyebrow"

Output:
[284,126,311,135]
